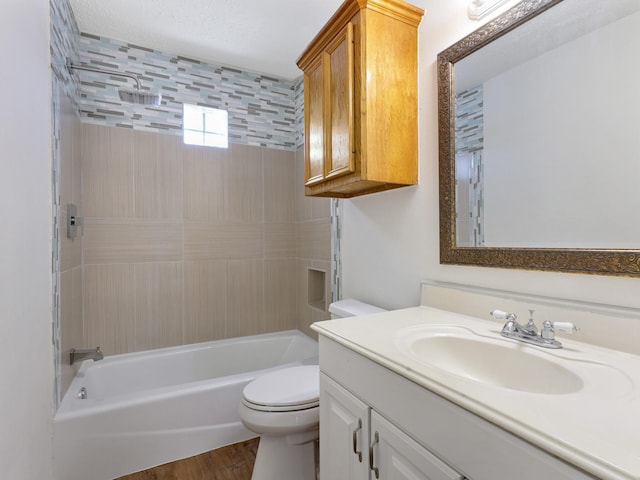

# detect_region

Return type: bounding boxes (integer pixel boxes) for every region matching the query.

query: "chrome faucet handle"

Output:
[492,309,539,337]
[541,321,579,341]
[490,309,517,321]
[491,310,520,335]
[553,322,579,333]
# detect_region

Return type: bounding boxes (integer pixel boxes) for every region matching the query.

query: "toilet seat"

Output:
[242,365,319,412]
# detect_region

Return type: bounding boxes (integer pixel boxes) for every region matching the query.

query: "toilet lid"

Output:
[243,365,319,410]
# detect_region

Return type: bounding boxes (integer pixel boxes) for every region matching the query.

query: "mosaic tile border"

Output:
[455,85,483,154]
[50,0,80,102]
[51,0,304,151]
[75,34,300,150]
[455,85,485,247]
[294,78,304,150]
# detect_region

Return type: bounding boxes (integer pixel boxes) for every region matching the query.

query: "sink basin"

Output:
[400,328,584,394]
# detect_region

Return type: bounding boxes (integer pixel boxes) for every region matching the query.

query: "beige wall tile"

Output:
[295,259,331,339]
[296,259,311,337]
[308,307,331,340]
[84,264,136,355]
[184,260,227,343]
[82,124,134,217]
[59,266,84,397]
[265,223,296,258]
[84,218,183,264]
[226,144,264,224]
[134,130,183,219]
[264,148,295,223]
[294,147,312,222]
[59,90,82,207]
[264,259,297,332]
[297,218,331,261]
[134,262,184,351]
[227,259,264,338]
[74,128,331,356]
[183,144,228,221]
[293,147,330,221]
[59,92,83,271]
[184,222,263,260]
[312,258,333,308]
[312,197,331,220]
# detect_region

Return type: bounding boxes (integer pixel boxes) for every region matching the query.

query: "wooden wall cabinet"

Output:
[297,0,424,198]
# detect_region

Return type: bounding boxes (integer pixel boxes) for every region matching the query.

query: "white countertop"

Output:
[312,306,640,480]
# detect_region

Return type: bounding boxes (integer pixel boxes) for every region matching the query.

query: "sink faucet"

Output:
[490,309,578,349]
[70,347,104,365]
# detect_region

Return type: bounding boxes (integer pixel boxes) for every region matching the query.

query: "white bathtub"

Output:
[53,330,318,480]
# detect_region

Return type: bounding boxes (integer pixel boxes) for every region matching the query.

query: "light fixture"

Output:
[467,0,514,21]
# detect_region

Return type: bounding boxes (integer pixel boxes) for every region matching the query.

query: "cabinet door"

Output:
[304,54,325,186]
[320,373,369,480]
[324,21,355,180]
[370,411,465,480]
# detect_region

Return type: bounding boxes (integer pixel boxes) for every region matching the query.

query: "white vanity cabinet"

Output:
[320,372,464,480]
[369,410,465,480]
[317,335,598,480]
[319,373,369,479]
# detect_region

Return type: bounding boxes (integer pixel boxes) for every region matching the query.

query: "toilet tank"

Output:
[328,299,386,319]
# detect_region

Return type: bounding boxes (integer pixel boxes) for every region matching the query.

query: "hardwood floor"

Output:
[116,438,259,480]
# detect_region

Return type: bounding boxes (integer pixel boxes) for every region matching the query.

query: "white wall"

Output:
[0,0,54,478]
[342,0,640,312]
[483,10,640,247]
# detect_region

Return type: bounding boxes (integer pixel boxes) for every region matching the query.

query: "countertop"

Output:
[312,306,640,480]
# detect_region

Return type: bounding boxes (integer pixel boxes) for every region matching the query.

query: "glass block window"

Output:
[183,103,228,148]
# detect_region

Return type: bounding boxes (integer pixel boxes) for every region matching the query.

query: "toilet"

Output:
[238,299,386,480]
[328,298,387,319]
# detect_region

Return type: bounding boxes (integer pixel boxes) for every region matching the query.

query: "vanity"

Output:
[309,0,640,475]
[312,298,640,480]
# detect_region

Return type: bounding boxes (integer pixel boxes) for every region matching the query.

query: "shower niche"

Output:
[307,268,327,311]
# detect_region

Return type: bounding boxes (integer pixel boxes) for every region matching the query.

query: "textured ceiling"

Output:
[68,0,343,80]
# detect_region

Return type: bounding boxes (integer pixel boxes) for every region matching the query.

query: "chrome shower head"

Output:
[118,88,162,106]
[66,59,162,106]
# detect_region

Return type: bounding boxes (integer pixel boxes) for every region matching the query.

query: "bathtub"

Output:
[53,330,318,480]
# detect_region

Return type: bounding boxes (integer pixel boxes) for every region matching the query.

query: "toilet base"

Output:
[251,435,316,480]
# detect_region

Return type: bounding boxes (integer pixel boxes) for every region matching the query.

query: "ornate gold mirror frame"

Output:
[437,0,640,277]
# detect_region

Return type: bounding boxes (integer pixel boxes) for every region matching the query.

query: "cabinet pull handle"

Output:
[347,21,356,160]
[369,431,380,479]
[352,418,363,462]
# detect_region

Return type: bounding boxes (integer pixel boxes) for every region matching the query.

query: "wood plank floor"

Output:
[116,438,259,480]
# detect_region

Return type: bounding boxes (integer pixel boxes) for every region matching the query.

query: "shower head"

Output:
[118,88,162,106]
[66,59,162,106]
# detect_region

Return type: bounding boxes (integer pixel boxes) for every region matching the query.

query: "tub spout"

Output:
[70,347,103,365]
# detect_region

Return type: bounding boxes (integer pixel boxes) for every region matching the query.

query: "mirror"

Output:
[438,0,640,276]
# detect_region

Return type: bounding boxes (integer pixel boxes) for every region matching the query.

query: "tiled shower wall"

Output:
[74,33,298,149]
[57,87,84,398]
[81,125,330,358]
[294,148,334,338]
[52,0,331,399]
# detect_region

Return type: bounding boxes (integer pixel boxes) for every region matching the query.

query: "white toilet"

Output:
[328,298,387,319]
[238,299,386,480]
